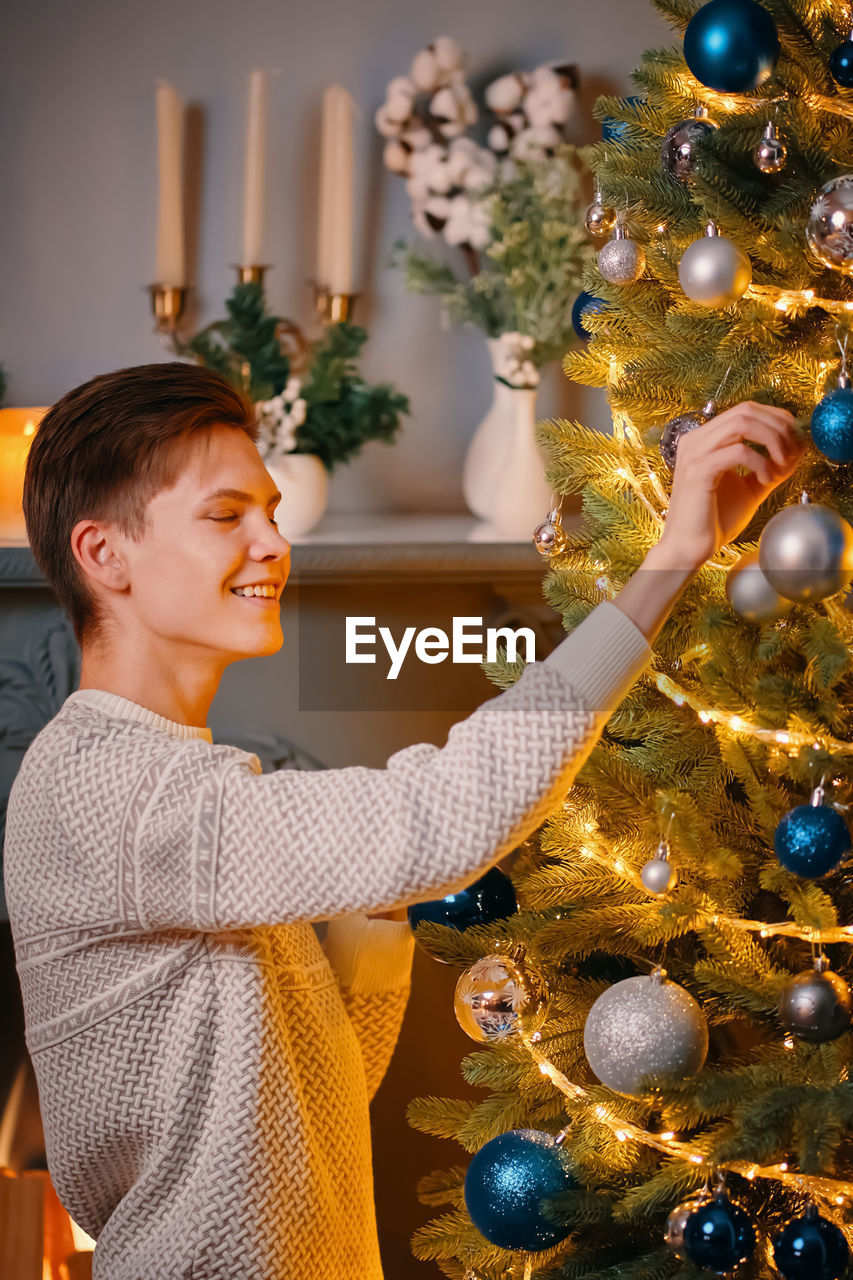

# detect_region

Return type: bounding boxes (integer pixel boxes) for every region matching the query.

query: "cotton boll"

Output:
[411,48,439,92]
[508,112,526,132]
[383,140,410,175]
[410,144,450,195]
[485,72,526,114]
[463,160,496,191]
[425,194,453,223]
[433,35,465,75]
[385,91,414,125]
[488,122,511,152]
[375,104,404,138]
[446,137,482,184]
[387,75,416,102]
[401,124,432,152]
[284,376,302,402]
[444,194,491,248]
[411,201,436,239]
[290,399,307,427]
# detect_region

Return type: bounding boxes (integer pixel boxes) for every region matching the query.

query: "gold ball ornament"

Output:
[725,549,794,622]
[678,222,752,307]
[454,953,549,1043]
[533,508,567,556]
[585,190,617,238]
[753,120,787,174]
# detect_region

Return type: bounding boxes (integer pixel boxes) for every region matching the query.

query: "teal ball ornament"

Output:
[774,802,851,879]
[464,1129,578,1252]
[407,868,517,959]
[684,0,780,94]
[830,40,853,89]
[773,1205,851,1279]
[683,1192,757,1274]
[811,385,853,462]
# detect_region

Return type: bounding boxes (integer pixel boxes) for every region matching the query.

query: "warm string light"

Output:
[652,669,853,755]
[748,284,853,316]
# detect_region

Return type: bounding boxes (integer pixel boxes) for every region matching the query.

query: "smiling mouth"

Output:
[230,585,279,600]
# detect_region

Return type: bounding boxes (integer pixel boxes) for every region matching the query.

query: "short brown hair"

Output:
[24,361,258,644]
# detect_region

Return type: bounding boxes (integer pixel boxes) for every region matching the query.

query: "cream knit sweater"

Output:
[4,601,650,1280]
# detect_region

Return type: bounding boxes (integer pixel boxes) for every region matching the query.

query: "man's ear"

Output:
[70,520,130,593]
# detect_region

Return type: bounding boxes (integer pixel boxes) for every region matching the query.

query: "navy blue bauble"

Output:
[464,1129,578,1252]
[683,1193,757,1274]
[407,867,517,956]
[571,290,608,340]
[830,41,853,89]
[774,803,852,879]
[811,386,853,462]
[773,1208,850,1280]
[684,0,780,93]
[601,96,646,143]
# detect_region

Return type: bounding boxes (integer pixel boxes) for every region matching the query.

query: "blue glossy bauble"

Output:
[774,803,851,879]
[830,41,853,89]
[464,1129,578,1252]
[684,0,780,93]
[407,867,517,957]
[773,1209,850,1280]
[571,290,608,340]
[811,386,853,462]
[683,1193,756,1274]
[601,95,646,143]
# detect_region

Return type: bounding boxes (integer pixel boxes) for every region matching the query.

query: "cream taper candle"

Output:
[317,85,354,294]
[155,80,185,286]
[242,70,267,266]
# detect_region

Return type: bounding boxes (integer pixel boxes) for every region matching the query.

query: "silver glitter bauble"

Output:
[665,1195,712,1260]
[533,516,567,556]
[725,549,794,623]
[598,228,646,285]
[641,856,677,896]
[778,956,852,1043]
[661,111,718,183]
[807,174,853,275]
[583,970,709,1097]
[678,222,752,307]
[758,493,853,604]
[659,399,716,472]
[753,120,787,174]
[454,953,549,1043]
[585,199,617,238]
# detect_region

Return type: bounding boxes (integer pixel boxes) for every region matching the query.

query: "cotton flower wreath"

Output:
[375,37,578,251]
[255,377,308,462]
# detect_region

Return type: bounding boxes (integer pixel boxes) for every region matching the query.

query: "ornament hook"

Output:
[835,325,850,389]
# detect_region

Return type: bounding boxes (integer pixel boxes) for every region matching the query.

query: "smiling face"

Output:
[113,424,291,664]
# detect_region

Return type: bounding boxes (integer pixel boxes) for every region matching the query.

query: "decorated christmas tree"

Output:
[407,3,853,1278]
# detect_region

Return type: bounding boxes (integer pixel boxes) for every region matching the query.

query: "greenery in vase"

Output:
[180,282,409,473]
[394,145,594,367]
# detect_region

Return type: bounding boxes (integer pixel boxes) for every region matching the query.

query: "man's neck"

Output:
[78,642,226,729]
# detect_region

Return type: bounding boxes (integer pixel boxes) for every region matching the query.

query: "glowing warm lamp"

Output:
[0,408,47,543]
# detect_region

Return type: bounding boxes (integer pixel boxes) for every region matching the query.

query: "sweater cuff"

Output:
[540,600,651,715]
[324,913,415,996]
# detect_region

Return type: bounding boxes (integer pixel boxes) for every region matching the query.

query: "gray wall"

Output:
[0,0,671,513]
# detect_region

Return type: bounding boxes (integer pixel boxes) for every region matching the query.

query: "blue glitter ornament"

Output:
[571,290,608,340]
[683,1191,756,1274]
[407,867,517,957]
[684,0,780,94]
[830,39,853,89]
[774,787,851,879]
[773,1205,850,1280]
[464,1129,577,1252]
[811,383,853,463]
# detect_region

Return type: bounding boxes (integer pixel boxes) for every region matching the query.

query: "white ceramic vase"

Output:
[462,338,552,538]
[264,453,329,539]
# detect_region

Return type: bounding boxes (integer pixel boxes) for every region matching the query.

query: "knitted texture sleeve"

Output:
[323,915,414,1101]
[43,600,650,935]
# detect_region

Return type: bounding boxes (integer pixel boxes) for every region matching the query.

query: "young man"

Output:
[4,362,803,1279]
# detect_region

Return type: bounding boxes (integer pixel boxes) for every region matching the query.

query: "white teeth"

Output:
[232,585,276,598]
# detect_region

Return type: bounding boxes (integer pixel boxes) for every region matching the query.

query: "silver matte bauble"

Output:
[641,857,677,895]
[533,517,567,556]
[598,228,646,285]
[665,1195,712,1260]
[454,953,549,1043]
[758,493,853,604]
[659,399,716,472]
[807,174,853,275]
[585,199,617,238]
[661,111,718,183]
[678,222,752,307]
[725,549,794,623]
[778,957,852,1043]
[753,120,787,174]
[583,970,709,1097]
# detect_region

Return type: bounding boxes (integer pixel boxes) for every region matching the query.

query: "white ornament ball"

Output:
[583,973,708,1097]
[725,549,793,622]
[640,857,677,895]
[678,227,752,307]
[807,174,853,275]
[598,234,646,285]
[758,498,853,604]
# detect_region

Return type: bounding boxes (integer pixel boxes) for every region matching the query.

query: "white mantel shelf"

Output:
[0,513,585,588]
